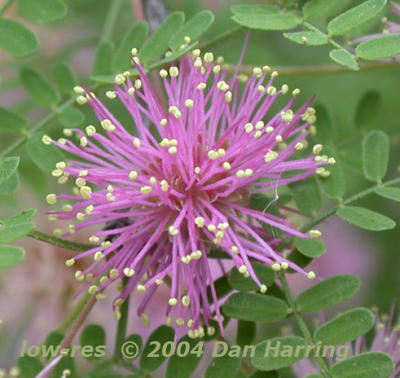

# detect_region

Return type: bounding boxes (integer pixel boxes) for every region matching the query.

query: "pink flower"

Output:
[44,49,327,336]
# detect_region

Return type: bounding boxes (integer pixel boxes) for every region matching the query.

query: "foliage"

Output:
[1,0,400,377]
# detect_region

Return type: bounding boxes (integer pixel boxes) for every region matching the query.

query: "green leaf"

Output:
[251,336,307,371]
[169,10,214,51]
[17,356,43,378]
[296,274,361,312]
[329,49,359,71]
[53,64,78,95]
[166,336,203,378]
[231,4,279,15]
[80,324,106,361]
[222,293,289,322]
[356,33,400,60]
[314,104,334,143]
[20,68,61,107]
[228,262,275,292]
[58,106,85,127]
[18,0,67,24]
[205,352,241,378]
[283,31,328,46]
[122,333,142,361]
[0,173,20,194]
[43,331,64,361]
[287,249,312,271]
[317,146,346,199]
[314,307,375,345]
[328,0,387,36]
[375,186,400,201]
[289,177,321,215]
[207,274,231,302]
[0,156,20,186]
[52,356,77,378]
[0,107,28,132]
[232,12,299,31]
[140,12,185,64]
[140,326,174,372]
[93,41,114,75]
[294,238,326,258]
[331,352,394,378]
[0,18,38,58]
[0,209,36,243]
[26,133,65,172]
[302,0,354,19]
[362,130,389,182]
[250,371,280,378]
[112,22,148,72]
[337,206,395,231]
[0,245,25,268]
[355,91,382,128]
[237,320,256,346]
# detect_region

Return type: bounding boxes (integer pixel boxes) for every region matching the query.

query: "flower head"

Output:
[45,48,327,335]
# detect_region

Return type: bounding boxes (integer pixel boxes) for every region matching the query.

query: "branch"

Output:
[28,229,94,252]
[223,60,398,77]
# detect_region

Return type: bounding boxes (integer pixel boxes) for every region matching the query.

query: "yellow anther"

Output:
[231,245,239,254]
[129,170,138,180]
[309,229,322,238]
[106,90,117,99]
[140,186,152,194]
[169,67,179,77]
[93,251,103,261]
[307,271,316,280]
[160,179,169,192]
[264,151,278,163]
[260,285,268,293]
[204,52,214,62]
[109,269,119,279]
[46,193,57,204]
[185,99,194,108]
[123,267,135,277]
[194,217,205,227]
[65,258,75,267]
[80,186,92,199]
[168,297,178,306]
[168,225,179,236]
[207,224,216,232]
[73,86,84,94]
[222,162,231,170]
[182,295,190,306]
[76,95,87,105]
[42,135,52,145]
[272,263,281,271]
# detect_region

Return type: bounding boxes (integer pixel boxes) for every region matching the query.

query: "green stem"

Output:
[303,22,343,51]
[28,229,94,252]
[0,97,74,160]
[114,281,130,359]
[279,272,332,377]
[57,291,94,333]
[0,0,14,16]
[301,177,400,233]
[101,0,124,43]
[223,59,397,77]
[198,25,243,50]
